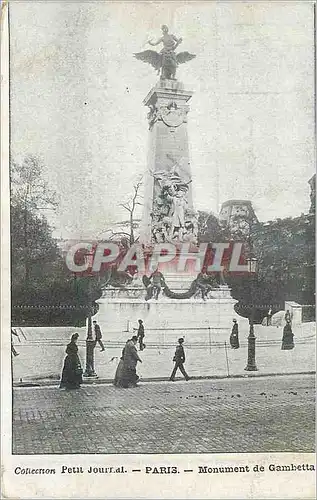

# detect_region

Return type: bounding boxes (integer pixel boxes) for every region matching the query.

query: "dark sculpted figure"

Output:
[142,270,219,301]
[195,272,216,300]
[102,265,134,288]
[134,25,196,80]
[143,268,166,300]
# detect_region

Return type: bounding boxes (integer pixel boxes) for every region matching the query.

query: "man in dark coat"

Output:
[93,320,105,352]
[136,319,145,351]
[169,338,190,381]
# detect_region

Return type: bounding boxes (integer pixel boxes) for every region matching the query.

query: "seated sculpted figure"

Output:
[195,272,217,301]
[142,268,166,301]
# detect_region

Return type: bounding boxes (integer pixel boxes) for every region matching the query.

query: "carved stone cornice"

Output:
[143,82,193,109]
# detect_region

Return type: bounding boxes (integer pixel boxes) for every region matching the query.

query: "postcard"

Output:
[1,1,316,498]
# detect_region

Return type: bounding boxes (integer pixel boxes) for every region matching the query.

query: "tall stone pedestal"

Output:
[93,284,248,343]
[140,79,197,245]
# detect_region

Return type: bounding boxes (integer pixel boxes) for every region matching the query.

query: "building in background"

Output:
[219,200,258,238]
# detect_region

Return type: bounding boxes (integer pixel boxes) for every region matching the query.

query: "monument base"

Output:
[93,284,249,343]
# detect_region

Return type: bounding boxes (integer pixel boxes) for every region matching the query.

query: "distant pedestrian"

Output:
[170,338,190,381]
[229,319,239,349]
[281,323,294,350]
[135,319,145,351]
[120,336,142,388]
[60,333,83,390]
[284,310,292,325]
[93,320,105,352]
[267,306,273,326]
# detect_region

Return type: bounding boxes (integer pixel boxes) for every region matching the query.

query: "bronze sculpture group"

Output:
[151,169,197,244]
[134,25,196,81]
[142,269,219,301]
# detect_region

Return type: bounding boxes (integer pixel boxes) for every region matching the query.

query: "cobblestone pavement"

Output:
[12,374,315,455]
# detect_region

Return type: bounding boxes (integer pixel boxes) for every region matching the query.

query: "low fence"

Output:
[15,334,315,350]
[11,325,316,383]
[13,323,315,349]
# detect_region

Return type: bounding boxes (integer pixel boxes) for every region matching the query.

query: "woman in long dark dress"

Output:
[120,336,142,388]
[230,319,240,349]
[60,333,83,389]
[281,323,294,350]
[114,346,126,387]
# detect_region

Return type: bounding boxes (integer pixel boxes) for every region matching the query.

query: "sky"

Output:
[10,1,315,239]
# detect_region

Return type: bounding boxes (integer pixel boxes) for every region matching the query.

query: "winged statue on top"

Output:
[134,25,196,80]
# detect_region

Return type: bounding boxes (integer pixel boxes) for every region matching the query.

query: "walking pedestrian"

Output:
[284,310,292,325]
[169,338,190,381]
[281,323,294,350]
[121,336,142,388]
[60,333,83,390]
[135,319,145,350]
[114,343,127,387]
[229,319,239,349]
[93,320,105,351]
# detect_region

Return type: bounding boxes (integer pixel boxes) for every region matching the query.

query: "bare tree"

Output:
[100,177,143,246]
[119,177,143,245]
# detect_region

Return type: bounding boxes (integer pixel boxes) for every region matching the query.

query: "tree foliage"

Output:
[11,156,102,326]
[11,156,314,326]
[197,208,315,323]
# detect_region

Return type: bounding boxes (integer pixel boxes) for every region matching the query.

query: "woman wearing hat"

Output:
[230,319,240,349]
[60,333,83,390]
[120,336,142,388]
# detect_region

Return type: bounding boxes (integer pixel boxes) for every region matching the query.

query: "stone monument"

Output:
[141,81,197,247]
[94,26,247,341]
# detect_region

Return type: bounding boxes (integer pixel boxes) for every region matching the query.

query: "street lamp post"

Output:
[84,306,97,378]
[83,253,98,378]
[244,256,258,372]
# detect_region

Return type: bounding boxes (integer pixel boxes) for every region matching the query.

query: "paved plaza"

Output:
[12,374,315,455]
